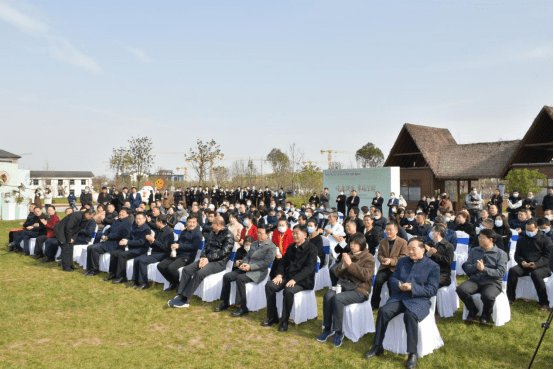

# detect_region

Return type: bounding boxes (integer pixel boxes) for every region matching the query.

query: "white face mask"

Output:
[392,208,397,213]
[445,217,451,222]
[407,217,414,222]
[495,220,503,227]
[374,215,380,220]
[339,240,347,248]
[278,226,287,233]
[545,215,552,221]
[541,228,551,234]
[244,245,251,252]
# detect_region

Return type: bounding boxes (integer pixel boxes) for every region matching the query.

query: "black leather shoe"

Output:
[126,281,137,289]
[135,283,150,290]
[57,262,62,267]
[20,252,30,257]
[406,353,418,369]
[261,318,279,327]
[164,283,176,292]
[33,254,43,260]
[103,274,115,281]
[43,257,55,263]
[230,307,249,317]
[364,345,384,359]
[465,309,478,323]
[85,270,99,277]
[112,277,127,284]
[479,315,490,325]
[62,268,74,272]
[214,302,230,312]
[278,321,288,332]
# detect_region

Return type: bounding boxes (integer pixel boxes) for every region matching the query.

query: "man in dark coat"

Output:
[10,206,48,254]
[372,191,384,213]
[542,187,553,213]
[80,187,93,207]
[129,187,142,213]
[55,208,96,271]
[106,212,152,284]
[346,190,360,214]
[336,190,347,215]
[507,220,552,311]
[97,187,112,207]
[84,208,132,276]
[262,225,318,332]
[263,186,272,206]
[168,217,234,308]
[365,238,440,369]
[73,217,97,245]
[117,187,129,213]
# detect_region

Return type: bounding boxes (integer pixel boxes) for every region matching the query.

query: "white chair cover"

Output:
[193,243,238,302]
[99,253,111,272]
[315,250,332,291]
[436,262,459,318]
[515,275,550,301]
[343,298,375,342]
[22,238,36,255]
[455,231,469,276]
[382,296,444,357]
[73,225,99,264]
[461,291,511,326]
[276,289,318,324]
[229,273,269,312]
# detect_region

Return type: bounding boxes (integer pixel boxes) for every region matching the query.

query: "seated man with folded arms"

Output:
[34,206,60,260]
[507,219,552,311]
[215,225,277,317]
[126,214,174,290]
[365,238,440,369]
[456,228,507,324]
[168,217,234,308]
[425,224,455,320]
[12,206,48,256]
[371,222,409,310]
[73,214,97,246]
[7,204,36,251]
[317,233,374,347]
[262,225,318,332]
[106,212,152,284]
[84,207,132,276]
[157,216,203,292]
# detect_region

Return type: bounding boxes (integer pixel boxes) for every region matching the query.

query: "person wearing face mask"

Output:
[239,215,258,246]
[507,220,552,311]
[215,227,277,317]
[471,218,505,253]
[309,192,320,206]
[336,189,347,215]
[492,215,512,253]
[538,218,553,242]
[366,238,439,369]
[307,219,325,267]
[488,189,503,215]
[387,192,399,217]
[424,216,457,250]
[371,223,408,311]
[80,186,93,207]
[263,186,272,206]
[475,209,490,228]
[522,191,538,217]
[465,187,483,224]
[542,187,553,213]
[270,219,294,278]
[363,215,382,256]
[425,224,454,320]
[507,190,522,223]
[400,210,417,234]
[372,208,387,233]
[456,228,507,324]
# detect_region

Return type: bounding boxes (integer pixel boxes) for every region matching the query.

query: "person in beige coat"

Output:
[371,222,408,310]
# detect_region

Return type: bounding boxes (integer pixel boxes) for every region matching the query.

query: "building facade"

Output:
[30,171,94,198]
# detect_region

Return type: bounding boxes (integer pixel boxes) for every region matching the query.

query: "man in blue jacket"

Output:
[108,212,152,284]
[365,238,440,369]
[129,186,142,213]
[84,207,132,276]
[73,217,97,245]
[157,216,203,291]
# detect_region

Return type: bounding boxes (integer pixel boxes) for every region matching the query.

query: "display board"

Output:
[323,167,400,211]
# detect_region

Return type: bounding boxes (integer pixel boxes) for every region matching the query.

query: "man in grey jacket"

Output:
[215,225,277,317]
[465,187,483,224]
[319,188,331,210]
[456,228,508,325]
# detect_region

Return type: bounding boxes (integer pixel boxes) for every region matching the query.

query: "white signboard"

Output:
[323,167,400,211]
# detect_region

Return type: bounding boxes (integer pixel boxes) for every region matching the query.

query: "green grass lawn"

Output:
[0,216,552,369]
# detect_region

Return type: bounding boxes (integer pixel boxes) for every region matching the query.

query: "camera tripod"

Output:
[528,307,552,368]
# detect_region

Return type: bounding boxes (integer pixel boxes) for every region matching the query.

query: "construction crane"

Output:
[302,160,327,169]
[175,167,188,181]
[320,150,356,168]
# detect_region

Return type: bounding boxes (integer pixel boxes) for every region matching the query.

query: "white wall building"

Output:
[0,150,34,220]
[30,171,94,198]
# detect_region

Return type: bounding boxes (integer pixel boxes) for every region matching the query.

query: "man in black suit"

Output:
[336,190,347,215]
[250,186,259,207]
[263,186,272,206]
[54,208,96,272]
[346,190,360,214]
[173,187,183,206]
[372,191,384,213]
[97,187,112,208]
[118,187,129,213]
[262,225,318,332]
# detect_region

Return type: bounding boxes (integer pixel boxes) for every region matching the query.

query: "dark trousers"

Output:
[265,279,306,322]
[269,259,281,279]
[110,249,140,278]
[469,209,480,224]
[157,255,193,285]
[86,242,117,272]
[9,229,24,243]
[507,265,551,306]
[177,260,227,299]
[456,279,501,318]
[132,252,169,284]
[323,289,367,333]
[61,241,75,270]
[329,263,340,286]
[44,238,60,259]
[371,268,394,310]
[34,235,48,257]
[15,230,39,253]
[220,269,254,307]
[374,300,419,354]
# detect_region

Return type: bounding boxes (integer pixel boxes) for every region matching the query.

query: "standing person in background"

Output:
[372,191,383,214]
[416,196,429,215]
[465,187,483,224]
[129,186,142,213]
[336,189,347,215]
[398,194,407,209]
[522,192,538,217]
[346,190,360,214]
[542,187,553,213]
[277,188,286,207]
[80,186,92,207]
[387,192,399,217]
[320,188,331,210]
[507,190,523,223]
[43,188,53,211]
[173,187,183,206]
[34,188,43,209]
[68,192,77,211]
[488,189,503,214]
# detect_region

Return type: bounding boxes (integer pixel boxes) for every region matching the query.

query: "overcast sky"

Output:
[1,0,552,178]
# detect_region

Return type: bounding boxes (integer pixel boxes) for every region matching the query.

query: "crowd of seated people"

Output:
[4,184,553,368]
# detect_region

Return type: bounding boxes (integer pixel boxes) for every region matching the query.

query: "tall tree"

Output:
[355,142,385,168]
[266,148,289,173]
[127,137,155,187]
[504,169,546,196]
[330,161,343,170]
[108,147,133,179]
[186,139,222,186]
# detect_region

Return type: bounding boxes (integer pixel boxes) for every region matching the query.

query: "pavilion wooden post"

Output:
[456,180,461,212]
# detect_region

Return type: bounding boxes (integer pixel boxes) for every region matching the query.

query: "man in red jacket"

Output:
[33,206,60,260]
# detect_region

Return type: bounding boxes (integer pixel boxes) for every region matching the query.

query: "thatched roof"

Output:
[436,140,521,179]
